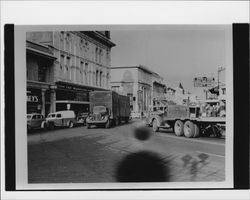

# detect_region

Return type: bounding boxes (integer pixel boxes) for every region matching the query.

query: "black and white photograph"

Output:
[1,1,249,200]
[13,25,233,189]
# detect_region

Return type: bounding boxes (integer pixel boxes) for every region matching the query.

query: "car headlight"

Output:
[101,116,105,120]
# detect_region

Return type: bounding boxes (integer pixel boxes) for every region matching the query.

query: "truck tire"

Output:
[115,118,119,126]
[87,123,91,129]
[193,123,200,138]
[152,119,159,132]
[184,121,195,138]
[174,120,184,136]
[105,120,110,129]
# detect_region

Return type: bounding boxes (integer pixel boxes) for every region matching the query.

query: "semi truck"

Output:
[86,91,130,129]
[145,101,226,138]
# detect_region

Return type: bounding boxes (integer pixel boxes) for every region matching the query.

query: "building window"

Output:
[99,71,102,87]
[95,47,98,62]
[85,62,88,85]
[99,49,102,64]
[60,32,64,50]
[106,73,109,88]
[60,54,64,70]
[96,70,98,86]
[38,65,46,82]
[66,56,70,79]
[80,61,84,83]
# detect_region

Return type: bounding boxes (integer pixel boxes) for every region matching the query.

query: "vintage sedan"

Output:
[27,113,46,131]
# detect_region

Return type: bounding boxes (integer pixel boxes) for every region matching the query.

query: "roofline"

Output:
[111,65,159,76]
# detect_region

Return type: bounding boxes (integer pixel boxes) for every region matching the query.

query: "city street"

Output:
[28,119,225,183]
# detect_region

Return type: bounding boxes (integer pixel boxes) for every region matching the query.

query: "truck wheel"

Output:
[152,119,159,132]
[184,121,195,138]
[87,123,91,129]
[193,123,200,138]
[174,120,184,136]
[105,120,110,129]
[115,118,119,126]
[68,121,74,128]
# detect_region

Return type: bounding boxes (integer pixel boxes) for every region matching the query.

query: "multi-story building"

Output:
[110,65,166,115]
[26,40,56,116]
[27,31,115,116]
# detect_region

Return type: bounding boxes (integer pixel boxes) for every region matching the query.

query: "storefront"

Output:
[26,40,56,117]
[27,82,53,116]
[55,81,107,115]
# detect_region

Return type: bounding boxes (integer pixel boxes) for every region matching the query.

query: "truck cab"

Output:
[86,105,110,128]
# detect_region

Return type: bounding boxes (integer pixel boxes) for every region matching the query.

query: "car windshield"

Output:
[93,106,107,114]
[27,115,32,119]
[48,114,56,118]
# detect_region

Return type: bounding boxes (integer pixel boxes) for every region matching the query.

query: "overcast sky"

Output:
[110,26,230,99]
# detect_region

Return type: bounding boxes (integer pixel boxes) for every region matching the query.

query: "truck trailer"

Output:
[86,91,130,129]
[146,103,226,138]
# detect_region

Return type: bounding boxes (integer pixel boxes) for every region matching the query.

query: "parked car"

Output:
[27,113,46,131]
[45,110,76,129]
[76,112,89,126]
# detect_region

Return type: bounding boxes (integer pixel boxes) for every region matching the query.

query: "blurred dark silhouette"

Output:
[116,151,169,182]
[134,126,152,141]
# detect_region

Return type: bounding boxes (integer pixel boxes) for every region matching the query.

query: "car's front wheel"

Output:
[68,121,74,128]
[105,120,110,129]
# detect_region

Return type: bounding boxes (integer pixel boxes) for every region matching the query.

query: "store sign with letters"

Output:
[27,95,39,102]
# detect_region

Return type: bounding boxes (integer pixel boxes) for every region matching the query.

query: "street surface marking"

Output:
[196,151,225,158]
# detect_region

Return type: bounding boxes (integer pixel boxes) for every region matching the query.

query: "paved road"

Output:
[28,119,225,183]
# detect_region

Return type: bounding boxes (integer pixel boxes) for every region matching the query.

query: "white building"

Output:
[111,65,166,115]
